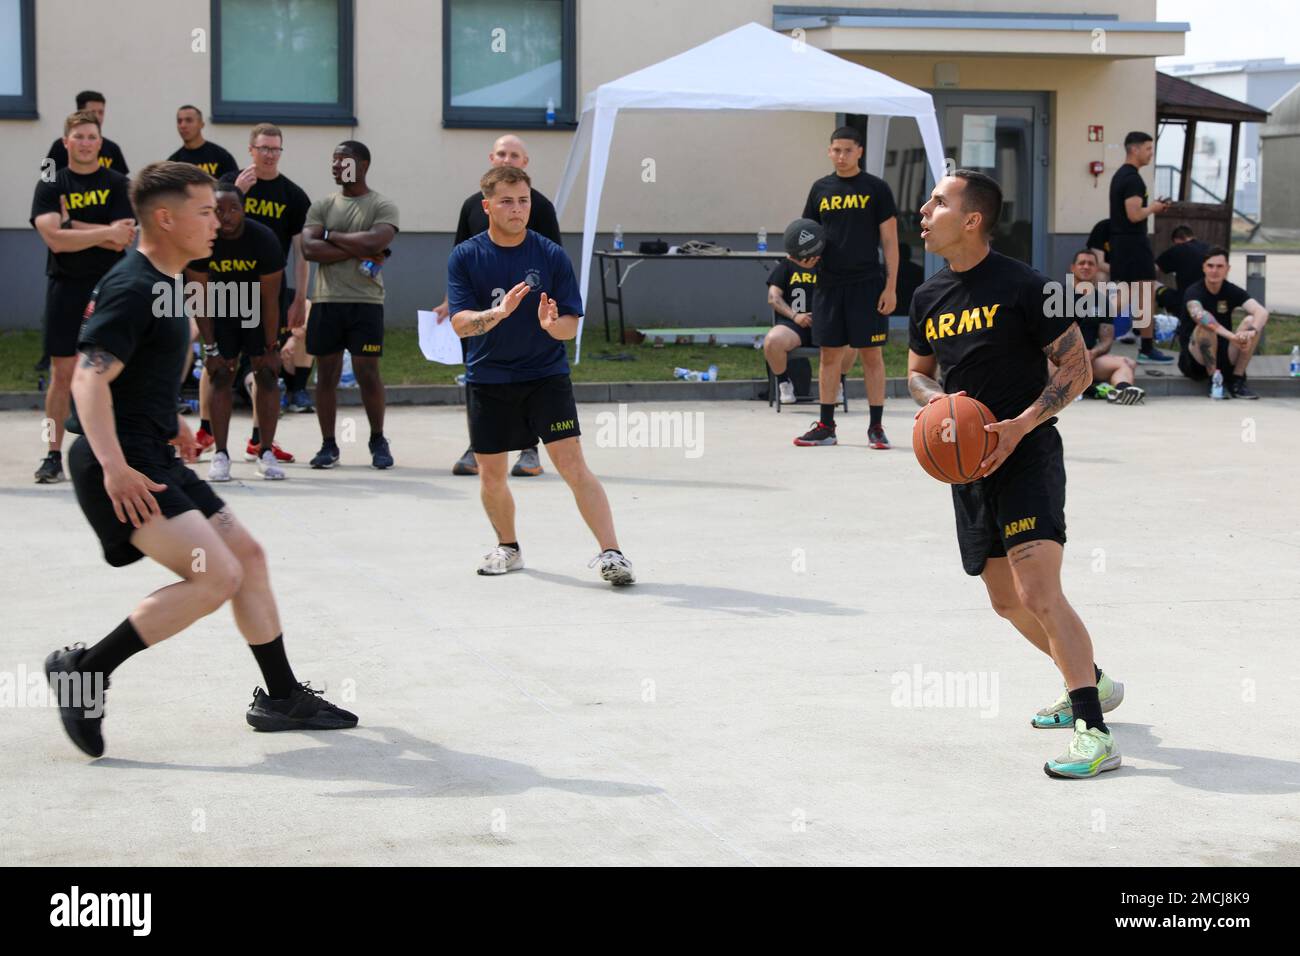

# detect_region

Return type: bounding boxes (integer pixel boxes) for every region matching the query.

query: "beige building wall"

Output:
[2,0,1163,237]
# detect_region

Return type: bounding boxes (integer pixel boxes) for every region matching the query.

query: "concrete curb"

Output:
[3,375,1297,412]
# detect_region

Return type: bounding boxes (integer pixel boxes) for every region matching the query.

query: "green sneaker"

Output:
[1044,721,1121,779]
[1092,383,1116,401]
[1031,672,1124,729]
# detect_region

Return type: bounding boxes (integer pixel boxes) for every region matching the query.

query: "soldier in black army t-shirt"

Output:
[168,105,238,179]
[907,169,1125,780]
[44,91,129,175]
[1107,131,1173,364]
[1179,246,1270,399]
[185,182,286,481]
[43,161,355,760]
[30,111,136,484]
[793,126,899,450]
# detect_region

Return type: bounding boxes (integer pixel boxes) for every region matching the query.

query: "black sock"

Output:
[1139,338,1154,355]
[293,367,310,391]
[47,448,62,461]
[869,404,883,428]
[79,618,147,678]
[1068,685,1107,733]
[607,548,623,555]
[499,541,519,551]
[250,635,298,700]
[1115,382,1132,390]
[370,431,384,443]
[200,418,211,433]
[217,446,228,456]
[250,426,261,446]
[322,436,338,448]
[776,371,791,384]
[820,404,836,425]
[1094,663,1103,683]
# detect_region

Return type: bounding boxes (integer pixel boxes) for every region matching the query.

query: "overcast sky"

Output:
[1157,0,1298,66]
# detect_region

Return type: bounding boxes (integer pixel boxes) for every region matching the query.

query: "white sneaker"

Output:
[778,380,796,404]
[477,545,523,576]
[590,549,635,586]
[835,382,845,403]
[208,451,232,482]
[258,449,286,480]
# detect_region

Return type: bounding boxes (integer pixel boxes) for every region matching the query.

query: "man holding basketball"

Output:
[907,170,1125,779]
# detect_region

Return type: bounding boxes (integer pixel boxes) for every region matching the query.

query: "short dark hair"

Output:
[178,104,203,119]
[1124,131,1153,150]
[1073,248,1098,264]
[952,169,1002,236]
[130,161,216,221]
[337,140,371,163]
[75,90,105,109]
[214,180,244,201]
[830,125,863,147]
[1203,245,1229,263]
[1171,225,1195,241]
[480,164,531,197]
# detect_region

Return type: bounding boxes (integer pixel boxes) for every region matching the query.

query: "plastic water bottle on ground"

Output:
[1210,369,1225,400]
[1290,345,1300,377]
[613,225,624,252]
[704,364,719,382]
[757,228,767,252]
[341,350,358,388]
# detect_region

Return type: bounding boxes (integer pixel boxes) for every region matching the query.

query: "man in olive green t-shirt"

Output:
[301,141,400,469]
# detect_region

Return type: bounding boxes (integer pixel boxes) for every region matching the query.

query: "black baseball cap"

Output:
[783,218,825,258]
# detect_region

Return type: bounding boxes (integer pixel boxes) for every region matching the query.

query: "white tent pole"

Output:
[865,115,890,176]
[575,105,618,364]
[916,111,949,186]
[554,108,593,216]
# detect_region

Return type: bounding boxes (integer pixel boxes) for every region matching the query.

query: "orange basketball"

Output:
[912,395,999,484]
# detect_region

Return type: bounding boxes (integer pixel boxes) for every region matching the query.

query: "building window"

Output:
[0,0,36,119]
[211,0,355,125]
[443,0,576,129]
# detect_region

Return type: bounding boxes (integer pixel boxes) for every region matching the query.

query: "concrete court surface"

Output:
[1,397,1297,867]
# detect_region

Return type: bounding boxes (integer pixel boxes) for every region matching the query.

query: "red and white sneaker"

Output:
[793,421,837,446]
[194,427,215,455]
[867,425,891,450]
[246,440,295,463]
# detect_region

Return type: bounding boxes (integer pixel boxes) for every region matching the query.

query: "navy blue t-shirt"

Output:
[447,230,582,384]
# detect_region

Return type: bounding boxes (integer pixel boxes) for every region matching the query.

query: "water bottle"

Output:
[1210,368,1225,400]
[673,367,691,380]
[455,373,466,386]
[757,227,767,252]
[545,98,556,126]
[1290,345,1300,377]
[341,350,357,388]
[613,225,624,252]
[703,364,719,382]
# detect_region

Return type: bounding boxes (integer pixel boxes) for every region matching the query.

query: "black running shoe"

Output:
[793,421,837,446]
[369,436,394,469]
[44,645,108,758]
[246,683,358,732]
[1229,379,1259,400]
[34,453,64,484]
[309,443,340,469]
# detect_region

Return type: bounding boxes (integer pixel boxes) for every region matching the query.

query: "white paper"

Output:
[417,310,463,365]
[960,114,997,169]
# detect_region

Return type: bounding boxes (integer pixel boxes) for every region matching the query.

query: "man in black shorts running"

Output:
[437,134,562,479]
[908,170,1124,779]
[448,165,633,585]
[185,181,286,480]
[31,110,136,484]
[45,162,354,758]
[794,126,899,450]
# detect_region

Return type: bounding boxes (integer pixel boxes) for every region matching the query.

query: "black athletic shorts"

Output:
[1177,336,1229,383]
[1107,236,1156,282]
[307,301,384,357]
[812,277,887,349]
[44,275,99,358]
[775,317,814,349]
[213,315,268,359]
[68,434,226,568]
[467,374,580,455]
[951,422,1067,576]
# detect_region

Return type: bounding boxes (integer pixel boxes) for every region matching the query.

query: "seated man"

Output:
[1069,249,1144,405]
[763,218,853,405]
[1179,246,1269,399]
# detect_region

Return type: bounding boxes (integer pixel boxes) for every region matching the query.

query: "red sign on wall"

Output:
[1088,125,1104,143]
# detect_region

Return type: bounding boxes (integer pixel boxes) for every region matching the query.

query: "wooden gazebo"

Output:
[1156,72,1270,251]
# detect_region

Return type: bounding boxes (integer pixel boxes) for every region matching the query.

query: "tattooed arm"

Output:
[451,280,530,339]
[977,323,1090,477]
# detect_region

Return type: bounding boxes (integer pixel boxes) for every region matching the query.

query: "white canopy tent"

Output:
[554,21,948,360]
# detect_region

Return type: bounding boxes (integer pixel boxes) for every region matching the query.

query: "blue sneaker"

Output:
[309,443,340,469]
[369,436,394,469]
[1136,347,1174,364]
